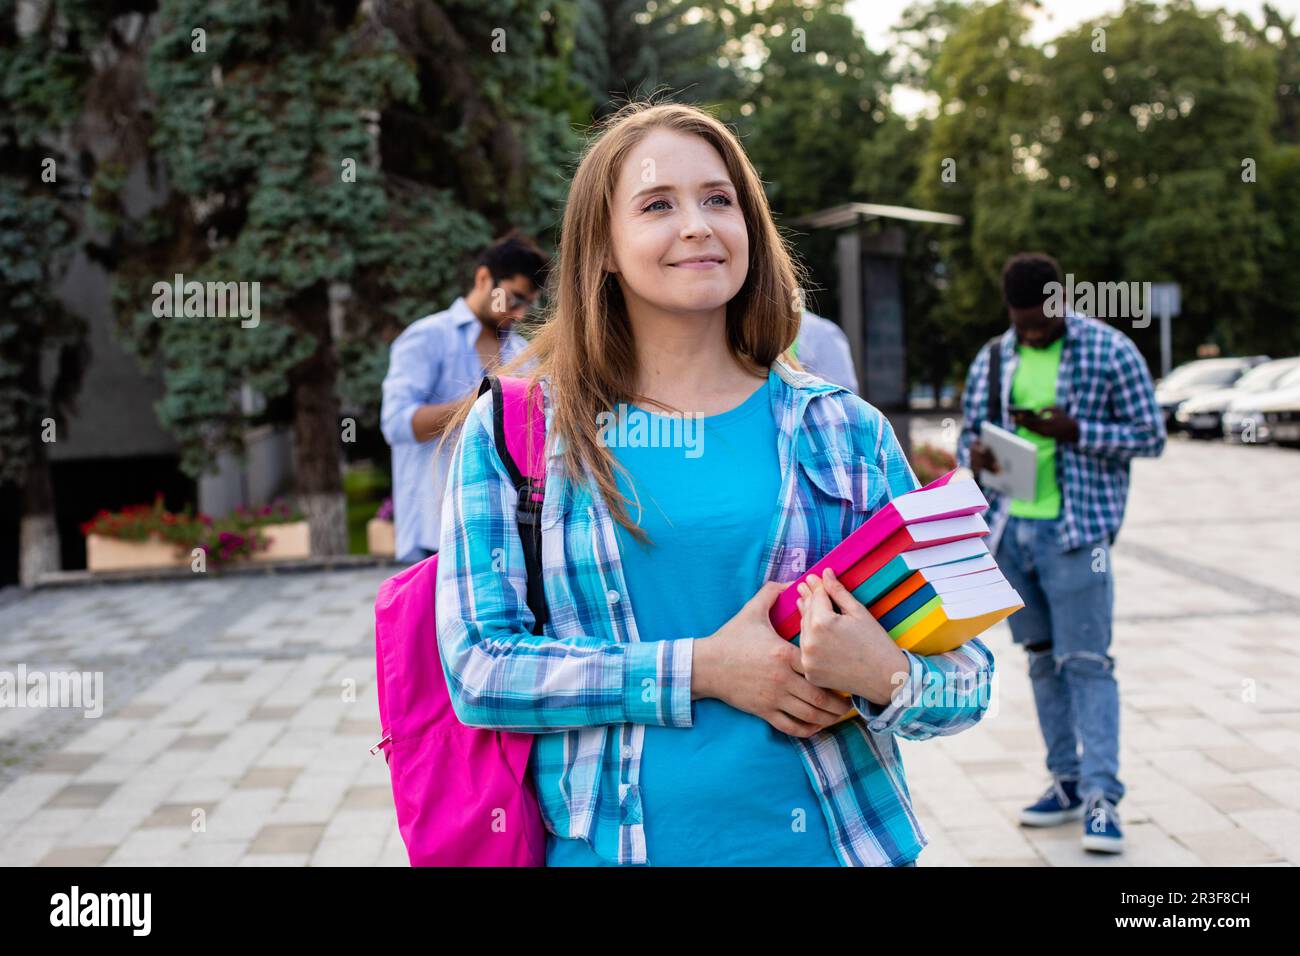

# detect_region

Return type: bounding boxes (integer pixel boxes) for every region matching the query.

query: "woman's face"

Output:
[606,128,749,318]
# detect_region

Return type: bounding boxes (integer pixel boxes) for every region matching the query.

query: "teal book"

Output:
[849,539,992,609]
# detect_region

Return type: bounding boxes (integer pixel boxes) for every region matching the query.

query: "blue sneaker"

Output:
[1019,778,1083,827]
[1081,795,1124,853]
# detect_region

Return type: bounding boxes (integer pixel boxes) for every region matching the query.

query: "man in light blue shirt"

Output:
[794,311,859,393]
[380,233,548,563]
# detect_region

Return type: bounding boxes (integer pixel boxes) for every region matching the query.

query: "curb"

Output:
[28,554,407,591]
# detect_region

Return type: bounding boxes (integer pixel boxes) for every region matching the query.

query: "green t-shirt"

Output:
[1008,337,1063,519]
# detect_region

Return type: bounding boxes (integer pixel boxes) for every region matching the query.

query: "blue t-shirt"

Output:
[545,378,839,866]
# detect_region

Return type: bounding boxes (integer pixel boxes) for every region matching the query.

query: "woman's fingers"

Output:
[768,711,824,738]
[786,677,854,720]
[805,573,837,622]
[819,569,867,618]
[773,695,852,737]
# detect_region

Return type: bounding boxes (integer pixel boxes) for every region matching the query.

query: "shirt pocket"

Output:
[796,451,887,563]
[798,450,887,515]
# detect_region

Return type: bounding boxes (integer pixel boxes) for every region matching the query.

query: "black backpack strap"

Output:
[986,334,1004,429]
[478,375,549,637]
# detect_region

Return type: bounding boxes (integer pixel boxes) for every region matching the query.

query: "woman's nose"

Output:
[680,210,713,239]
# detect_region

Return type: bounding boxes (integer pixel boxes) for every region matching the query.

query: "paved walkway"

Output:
[1,433,1297,866]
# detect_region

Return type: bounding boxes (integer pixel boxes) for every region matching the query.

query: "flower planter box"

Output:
[85,533,189,572]
[367,518,395,556]
[251,520,312,562]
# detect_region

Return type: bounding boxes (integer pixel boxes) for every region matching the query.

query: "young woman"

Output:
[434,102,995,867]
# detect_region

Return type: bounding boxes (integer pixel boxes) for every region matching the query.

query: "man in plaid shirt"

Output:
[957,252,1165,856]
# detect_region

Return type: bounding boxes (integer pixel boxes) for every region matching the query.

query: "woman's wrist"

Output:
[853,645,911,707]
[691,634,718,701]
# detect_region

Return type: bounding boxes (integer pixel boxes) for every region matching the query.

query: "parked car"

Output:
[1223,362,1300,445]
[1155,356,1269,431]
[1222,369,1300,450]
[1175,357,1300,438]
[1259,400,1300,446]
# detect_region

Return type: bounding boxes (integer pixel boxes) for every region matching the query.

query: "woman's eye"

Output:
[643,199,671,213]
[706,194,733,206]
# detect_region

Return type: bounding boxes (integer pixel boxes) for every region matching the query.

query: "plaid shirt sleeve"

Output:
[1074,332,1166,462]
[852,638,996,739]
[848,405,997,738]
[435,391,695,733]
[956,340,992,471]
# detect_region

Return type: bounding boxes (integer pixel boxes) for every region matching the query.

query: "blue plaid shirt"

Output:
[436,357,995,866]
[956,312,1166,553]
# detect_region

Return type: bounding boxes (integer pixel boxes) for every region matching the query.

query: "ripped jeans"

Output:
[995,516,1124,806]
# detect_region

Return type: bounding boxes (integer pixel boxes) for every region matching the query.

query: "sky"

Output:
[846,0,1300,116]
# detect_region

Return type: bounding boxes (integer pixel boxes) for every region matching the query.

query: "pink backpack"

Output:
[372,374,550,866]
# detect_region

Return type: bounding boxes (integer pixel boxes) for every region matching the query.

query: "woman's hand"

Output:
[796,569,911,708]
[694,581,855,738]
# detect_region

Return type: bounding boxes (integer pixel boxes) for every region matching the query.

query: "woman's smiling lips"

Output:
[668,256,726,270]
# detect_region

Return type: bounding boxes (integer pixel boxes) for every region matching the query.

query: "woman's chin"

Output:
[642,280,740,312]
[656,296,733,316]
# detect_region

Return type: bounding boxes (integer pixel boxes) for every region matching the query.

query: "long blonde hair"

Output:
[437,101,808,546]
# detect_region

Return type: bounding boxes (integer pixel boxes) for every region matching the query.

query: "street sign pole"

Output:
[1160,305,1171,378]
[1151,282,1181,379]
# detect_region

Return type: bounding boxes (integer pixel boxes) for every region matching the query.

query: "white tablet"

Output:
[978,421,1038,500]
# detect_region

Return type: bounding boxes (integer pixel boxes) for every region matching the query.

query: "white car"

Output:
[1223,362,1300,445]
[1176,358,1300,438]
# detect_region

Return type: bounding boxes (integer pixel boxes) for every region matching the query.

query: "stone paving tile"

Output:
[341,785,393,810]
[141,802,219,829]
[170,838,250,867]
[45,782,119,808]
[238,767,302,790]
[36,845,115,866]
[36,752,99,773]
[249,823,326,855]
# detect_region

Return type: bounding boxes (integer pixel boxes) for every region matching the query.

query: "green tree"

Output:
[572,0,742,116]
[915,0,1045,375]
[0,0,98,583]
[918,0,1289,376]
[95,0,577,553]
[725,0,892,218]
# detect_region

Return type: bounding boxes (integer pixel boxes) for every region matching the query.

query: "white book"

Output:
[892,477,989,522]
[897,537,991,571]
[917,551,998,580]
[924,567,1007,595]
[939,582,1024,615]
[908,512,989,544]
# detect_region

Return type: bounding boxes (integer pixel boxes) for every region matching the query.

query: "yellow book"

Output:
[895,603,1022,655]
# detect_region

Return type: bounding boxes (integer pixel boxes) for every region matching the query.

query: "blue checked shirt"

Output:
[956,311,1166,554]
[380,297,530,561]
[435,356,995,866]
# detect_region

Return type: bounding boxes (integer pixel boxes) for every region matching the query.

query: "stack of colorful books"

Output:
[770,469,1023,659]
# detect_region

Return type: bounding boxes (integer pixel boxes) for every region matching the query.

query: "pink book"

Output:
[768,469,988,632]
